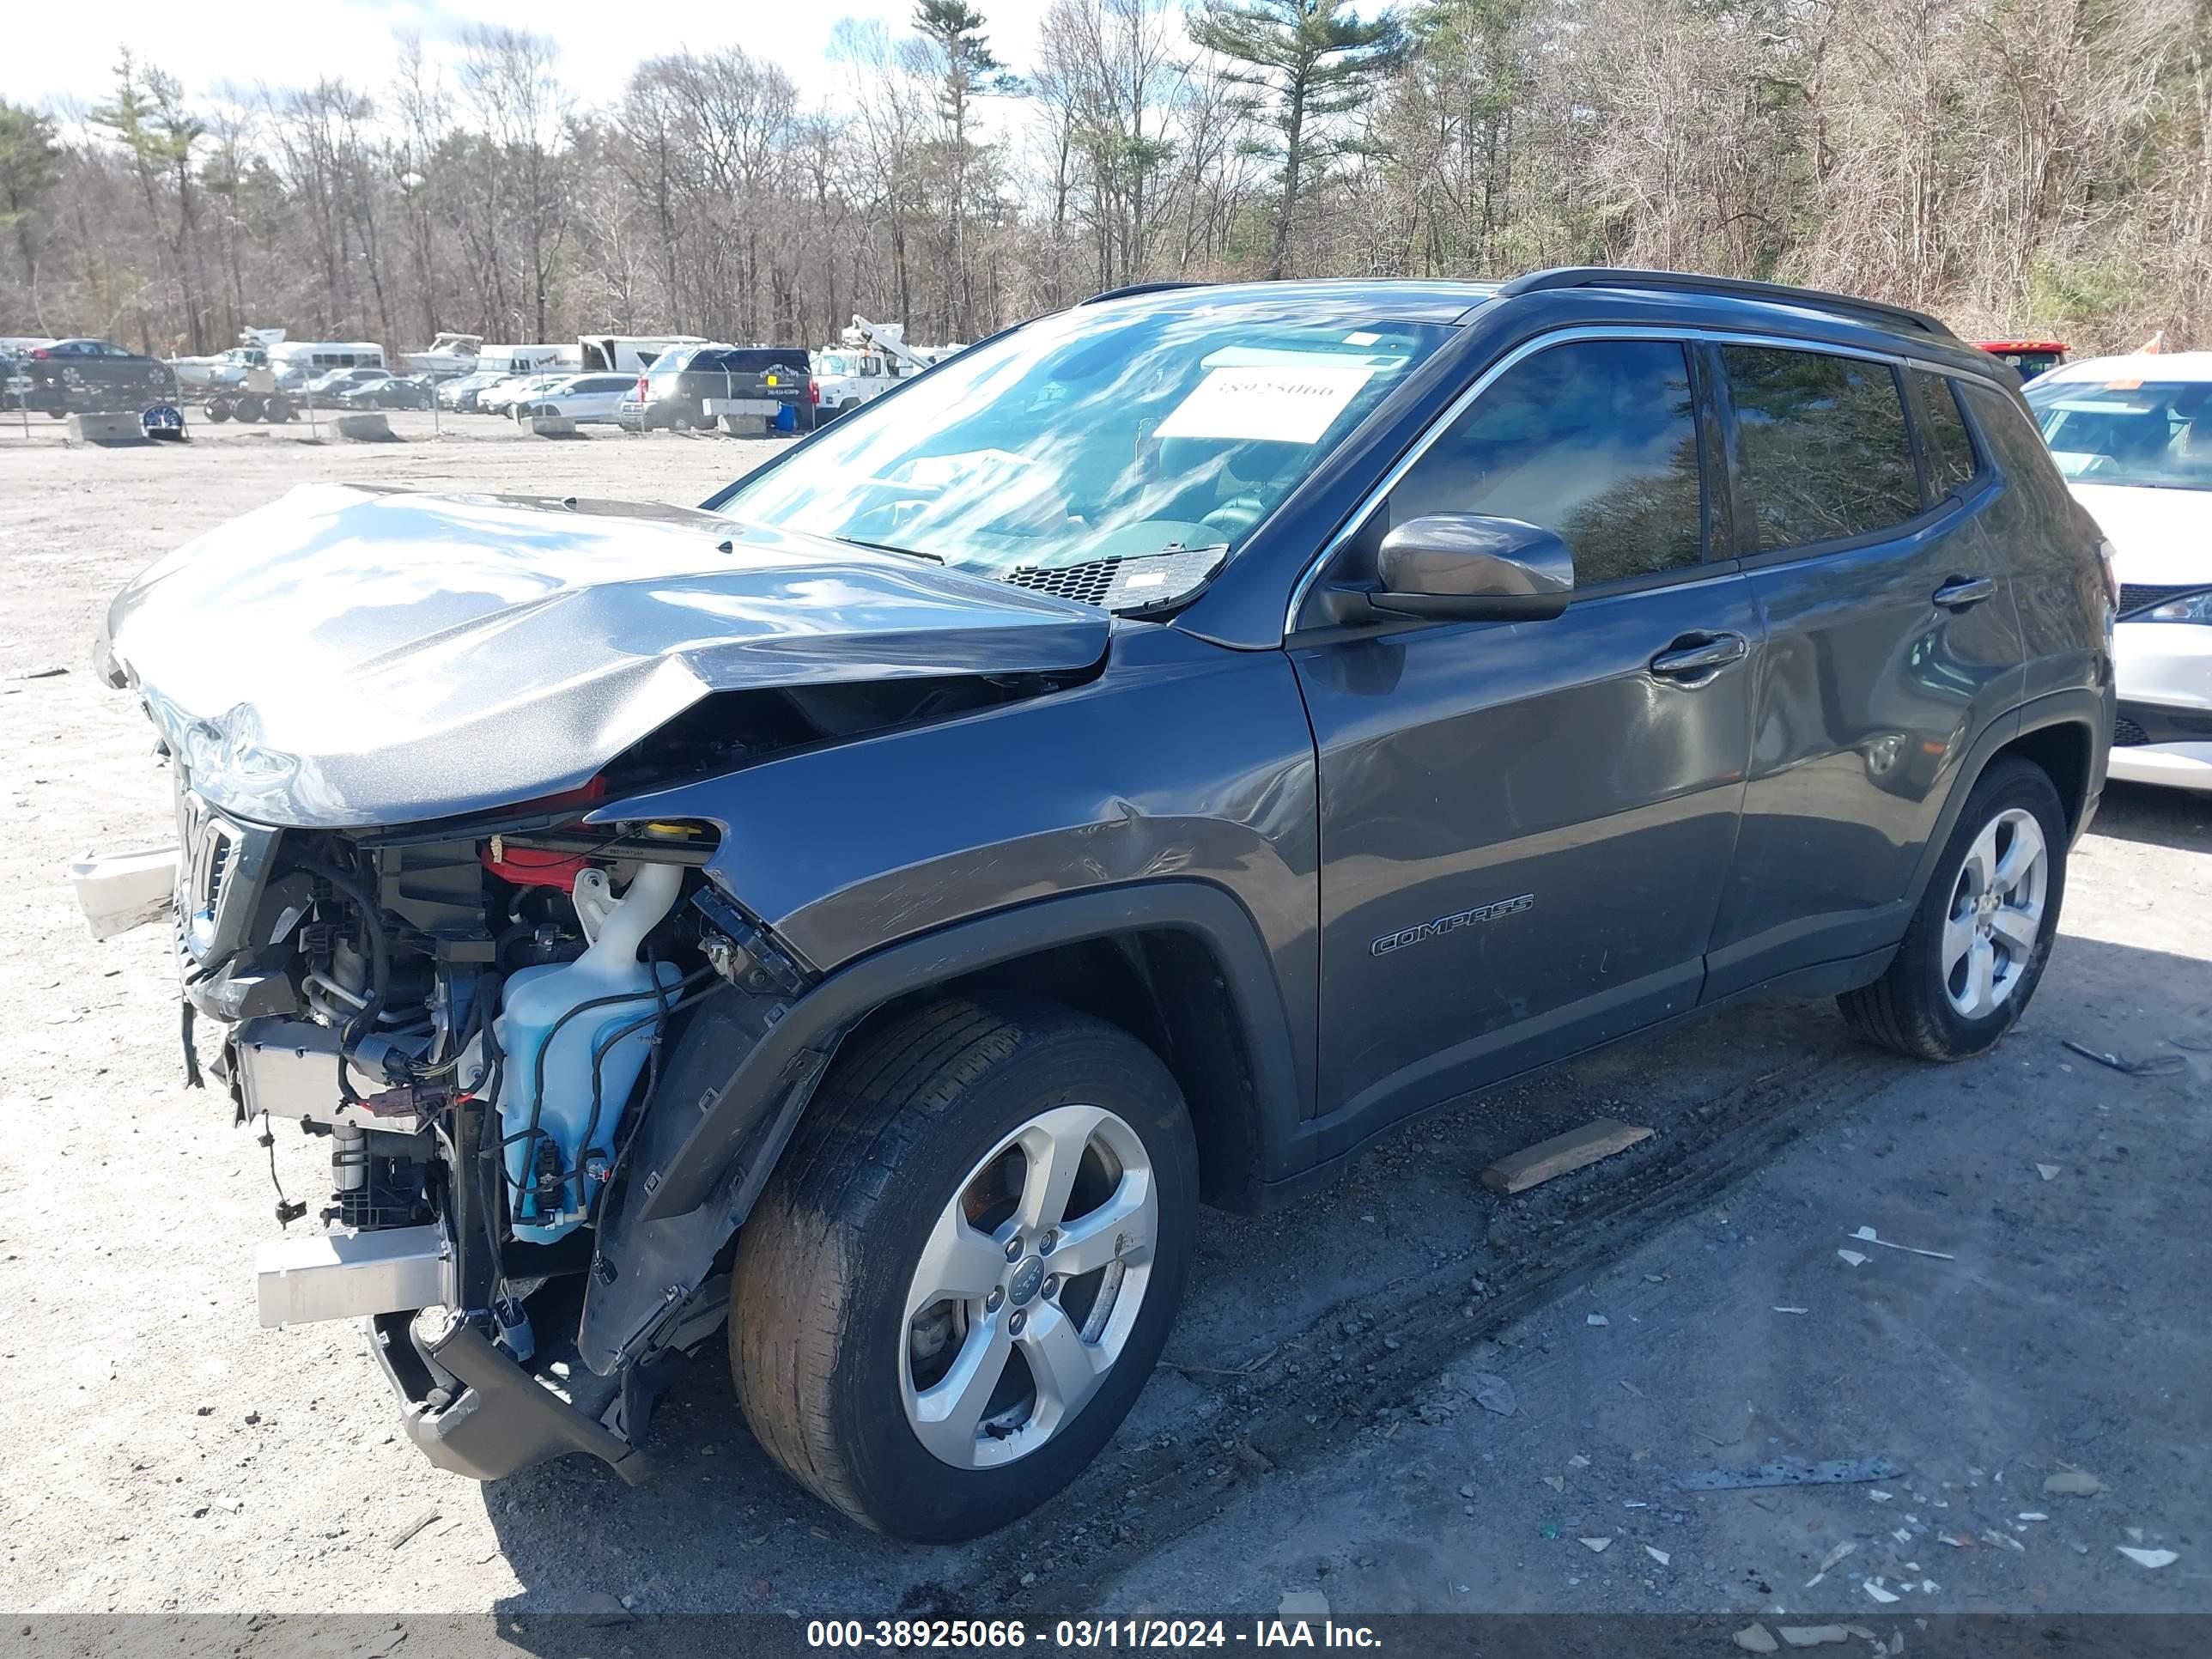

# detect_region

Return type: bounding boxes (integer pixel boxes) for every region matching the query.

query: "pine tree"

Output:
[1189,0,1406,278]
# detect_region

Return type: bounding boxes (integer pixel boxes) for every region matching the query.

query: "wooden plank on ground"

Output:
[1480,1118,1654,1195]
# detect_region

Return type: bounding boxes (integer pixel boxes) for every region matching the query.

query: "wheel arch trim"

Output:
[642,879,1302,1224]
[1904,690,2106,910]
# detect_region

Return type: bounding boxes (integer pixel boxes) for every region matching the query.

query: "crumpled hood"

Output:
[100,483,1108,828]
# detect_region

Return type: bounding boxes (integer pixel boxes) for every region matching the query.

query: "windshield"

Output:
[2026,376,2212,490]
[711,301,1449,575]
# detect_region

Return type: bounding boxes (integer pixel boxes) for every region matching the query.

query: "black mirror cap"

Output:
[1373,513,1575,623]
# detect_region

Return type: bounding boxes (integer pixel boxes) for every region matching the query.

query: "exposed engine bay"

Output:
[185,800,778,1468]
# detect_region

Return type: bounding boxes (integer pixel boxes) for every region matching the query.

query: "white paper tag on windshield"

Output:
[1155,363,1376,446]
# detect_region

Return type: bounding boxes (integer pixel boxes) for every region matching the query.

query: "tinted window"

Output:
[727,349,806,374]
[1722,348,1920,549]
[1908,370,1978,495]
[1386,339,1705,586]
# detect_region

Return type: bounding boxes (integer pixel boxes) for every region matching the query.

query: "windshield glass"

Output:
[2026,376,2212,490]
[712,301,1449,574]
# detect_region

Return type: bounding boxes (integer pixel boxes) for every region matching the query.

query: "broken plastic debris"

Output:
[1578,1536,1612,1553]
[1816,1541,1858,1574]
[1542,1475,1565,1492]
[1778,1629,1850,1650]
[2036,1164,2060,1181]
[2062,1038,2186,1077]
[1587,1313,1609,1327]
[1568,1455,1590,1468]
[1672,1456,1901,1492]
[1733,1625,1780,1654]
[1848,1225,1955,1261]
[1869,1489,1894,1502]
[2017,1511,2048,1522]
[1838,1249,1870,1267]
[1863,1583,1899,1604]
[2043,1469,2102,1497]
[2118,1547,2179,1569]
[1644,1546,1670,1566]
[1773,1306,1809,1315]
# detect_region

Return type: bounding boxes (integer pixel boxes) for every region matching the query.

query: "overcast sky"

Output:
[1,0,1060,113]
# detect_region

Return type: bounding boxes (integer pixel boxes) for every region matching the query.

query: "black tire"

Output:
[204,399,233,423]
[264,397,292,423]
[731,999,1199,1541]
[234,396,264,424]
[1838,756,2068,1060]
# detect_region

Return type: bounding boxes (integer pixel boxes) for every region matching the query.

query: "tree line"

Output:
[1,0,2205,361]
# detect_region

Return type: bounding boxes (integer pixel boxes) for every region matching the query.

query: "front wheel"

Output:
[731,1000,1198,1541]
[1839,756,2068,1060]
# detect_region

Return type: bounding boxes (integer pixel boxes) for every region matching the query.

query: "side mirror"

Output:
[1373,514,1575,622]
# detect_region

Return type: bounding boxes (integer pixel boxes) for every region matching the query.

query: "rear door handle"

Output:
[1650,631,1750,680]
[1932,575,1996,610]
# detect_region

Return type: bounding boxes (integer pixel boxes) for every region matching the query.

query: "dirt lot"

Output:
[2,411,2207,1624]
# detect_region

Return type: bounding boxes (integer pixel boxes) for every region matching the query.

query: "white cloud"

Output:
[0,0,1059,113]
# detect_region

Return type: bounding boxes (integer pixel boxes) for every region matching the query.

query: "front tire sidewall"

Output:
[739,1015,1198,1542]
[1903,762,2068,1056]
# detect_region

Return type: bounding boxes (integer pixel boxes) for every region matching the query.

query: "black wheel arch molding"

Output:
[576,877,1305,1377]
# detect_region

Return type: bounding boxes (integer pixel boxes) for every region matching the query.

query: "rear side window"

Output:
[1910,370,1979,495]
[1722,347,1920,550]
[1385,339,1705,586]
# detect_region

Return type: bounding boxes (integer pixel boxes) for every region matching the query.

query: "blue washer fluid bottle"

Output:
[495,860,684,1243]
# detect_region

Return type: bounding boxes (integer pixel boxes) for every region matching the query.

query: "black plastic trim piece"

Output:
[370,1310,653,1486]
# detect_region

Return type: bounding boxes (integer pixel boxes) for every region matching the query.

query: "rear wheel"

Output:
[731,1000,1198,1541]
[1839,757,2067,1060]
[264,397,292,423]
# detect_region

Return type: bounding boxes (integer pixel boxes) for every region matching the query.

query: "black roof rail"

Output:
[1495,267,1956,342]
[1080,281,1215,306]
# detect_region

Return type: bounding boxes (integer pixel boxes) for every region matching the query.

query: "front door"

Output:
[1291,336,1759,1142]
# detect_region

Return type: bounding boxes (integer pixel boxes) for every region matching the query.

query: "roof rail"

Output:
[1080,281,1215,306]
[1495,267,1955,341]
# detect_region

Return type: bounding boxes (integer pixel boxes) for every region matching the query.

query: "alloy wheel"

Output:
[1942,806,2048,1018]
[900,1103,1158,1470]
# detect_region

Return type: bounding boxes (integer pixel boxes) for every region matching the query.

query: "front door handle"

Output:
[1932,575,1996,610]
[1650,631,1750,680]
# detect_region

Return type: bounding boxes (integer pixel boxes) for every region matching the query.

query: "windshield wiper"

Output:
[831,534,945,564]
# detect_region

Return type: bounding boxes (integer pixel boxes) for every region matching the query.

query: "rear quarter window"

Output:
[1908,369,1981,495]
[1722,346,1921,550]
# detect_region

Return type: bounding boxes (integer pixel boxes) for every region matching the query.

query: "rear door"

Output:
[1704,346,2023,995]
[1293,333,1759,1136]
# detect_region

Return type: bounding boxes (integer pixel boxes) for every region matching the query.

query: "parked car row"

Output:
[4,338,178,416]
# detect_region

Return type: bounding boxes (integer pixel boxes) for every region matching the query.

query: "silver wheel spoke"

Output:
[1018,1300,1108,1425]
[1962,937,1996,1018]
[1962,821,2000,896]
[1015,1104,1109,1235]
[909,1315,1012,1465]
[1942,908,1978,980]
[906,1206,1006,1322]
[1989,906,2039,957]
[1994,822,2043,893]
[1046,1174,1158,1278]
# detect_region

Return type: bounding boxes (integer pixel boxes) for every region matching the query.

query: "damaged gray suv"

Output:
[77,269,2114,1540]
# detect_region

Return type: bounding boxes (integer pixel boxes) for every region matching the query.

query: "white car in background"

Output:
[512,372,637,426]
[478,373,565,416]
[2026,353,2212,790]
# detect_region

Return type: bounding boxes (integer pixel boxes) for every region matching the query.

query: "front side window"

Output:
[1723,347,1921,549]
[714,302,1449,576]
[2024,375,2212,491]
[1909,369,1979,495]
[1382,339,1705,586]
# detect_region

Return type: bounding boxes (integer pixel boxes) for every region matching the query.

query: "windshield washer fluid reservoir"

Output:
[495,860,684,1244]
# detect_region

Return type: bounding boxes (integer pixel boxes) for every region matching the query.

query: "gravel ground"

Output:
[1,410,2206,1622]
